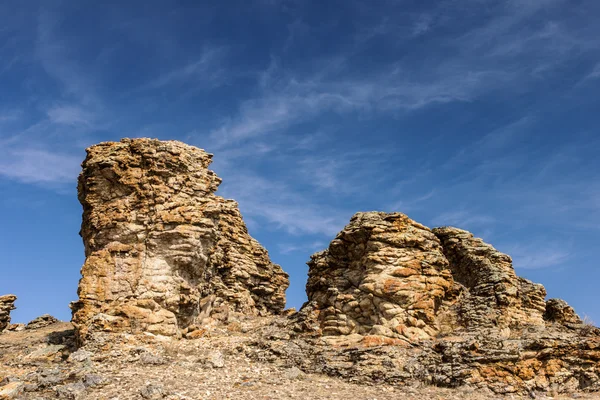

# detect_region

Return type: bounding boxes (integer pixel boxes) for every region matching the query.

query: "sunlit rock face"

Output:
[0,294,17,331]
[71,138,289,342]
[300,212,578,342]
[301,212,454,342]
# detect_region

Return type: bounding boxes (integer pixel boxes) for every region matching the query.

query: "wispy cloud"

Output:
[503,242,572,270]
[585,62,600,80]
[278,240,326,255]
[140,46,227,90]
[411,14,432,37]
[0,147,81,184]
[430,210,496,230]
[36,7,99,106]
[217,171,350,236]
[46,105,95,127]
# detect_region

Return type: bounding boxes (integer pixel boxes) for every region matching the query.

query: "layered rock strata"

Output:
[300,212,578,341]
[294,211,599,394]
[71,138,289,342]
[433,227,547,329]
[302,212,453,341]
[0,294,16,331]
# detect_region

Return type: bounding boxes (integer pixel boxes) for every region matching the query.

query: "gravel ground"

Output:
[0,322,598,400]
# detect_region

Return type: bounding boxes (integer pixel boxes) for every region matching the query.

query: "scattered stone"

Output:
[23,344,66,362]
[83,374,107,388]
[26,314,60,330]
[202,350,225,368]
[71,139,289,343]
[0,381,23,400]
[0,295,16,332]
[140,383,166,399]
[68,349,92,363]
[140,352,167,365]
[55,382,86,400]
[6,323,24,332]
[284,367,304,380]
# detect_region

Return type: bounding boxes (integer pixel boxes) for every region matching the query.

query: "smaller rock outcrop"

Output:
[544,298,583,325]
[26,314,60,330]
[301,212,454,341]
[433,227,548,329]
[0,295,16,332]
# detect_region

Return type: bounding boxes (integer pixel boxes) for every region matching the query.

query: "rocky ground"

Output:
[1,318,598,400]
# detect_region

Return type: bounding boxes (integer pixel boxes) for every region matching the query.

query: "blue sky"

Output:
[1,0,599,325]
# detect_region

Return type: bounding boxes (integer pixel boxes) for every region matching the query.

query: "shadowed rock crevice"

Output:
[433,227,547,329]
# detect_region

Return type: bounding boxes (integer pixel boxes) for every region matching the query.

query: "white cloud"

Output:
[36,8,99,106]
[217,171,350,236]
[47,105,95,127]
[0,148,81,184]
[503,243,571,269]
[140,46,227,90]
[430,210,496,230]
[585,62,600,80]
[278,241,326,255]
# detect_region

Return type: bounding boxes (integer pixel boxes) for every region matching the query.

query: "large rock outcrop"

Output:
[0,295,16,331]
[294,212,600,394]
[299,212,577,340]
[71,138,289,342]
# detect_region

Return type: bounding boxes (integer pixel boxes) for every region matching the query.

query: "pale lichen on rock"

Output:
[71,138,289,342]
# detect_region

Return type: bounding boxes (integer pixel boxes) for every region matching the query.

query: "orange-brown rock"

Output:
[71,138,289,343]
[0,295,16,332]
[292,212,600,394]
[301,212,454,341]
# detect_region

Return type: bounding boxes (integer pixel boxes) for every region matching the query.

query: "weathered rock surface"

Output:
[295,212,600,394]
[0,295,16,332]
[301,212,453,342]
[433,226,548,330]
[544,298,583,326]
[10,319,597,400]
[26,315,60,330]
[71,138,289,343]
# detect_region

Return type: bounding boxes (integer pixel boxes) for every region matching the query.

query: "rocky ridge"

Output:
[71,139,289,343]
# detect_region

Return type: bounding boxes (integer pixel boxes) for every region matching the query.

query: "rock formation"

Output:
[433,226,547,330]
[71,138,289,342]
[293,211,600,394]
[26,314,60,330]
[301,212,453,341]
[299,212,581,341]
[0,295,16,331]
